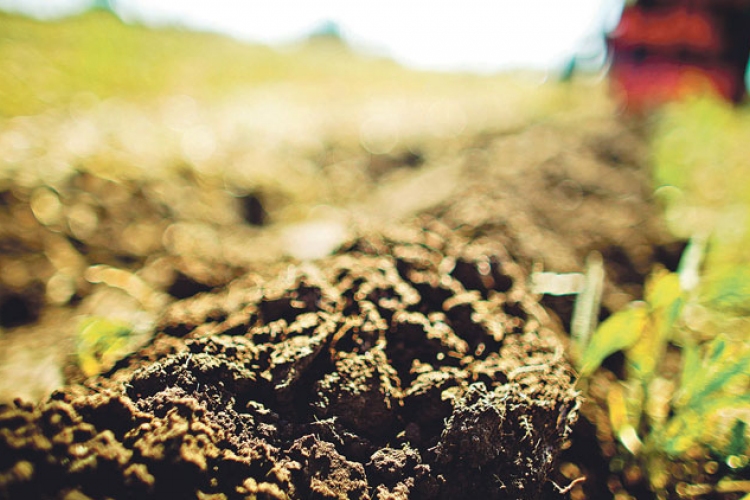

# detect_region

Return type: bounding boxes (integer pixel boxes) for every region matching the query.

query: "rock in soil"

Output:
[0,216,579,500]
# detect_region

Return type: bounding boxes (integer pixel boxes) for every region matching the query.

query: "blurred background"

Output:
[0,0,630,393]
[1,0,623,73]
[3,1,750,498]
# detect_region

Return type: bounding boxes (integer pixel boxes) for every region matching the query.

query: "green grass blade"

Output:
[579,303,647,377]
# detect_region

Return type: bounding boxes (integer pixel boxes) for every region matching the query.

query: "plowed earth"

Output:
[0,104,680,499]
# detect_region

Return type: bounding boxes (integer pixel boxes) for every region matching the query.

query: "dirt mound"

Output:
[0,218,578,499]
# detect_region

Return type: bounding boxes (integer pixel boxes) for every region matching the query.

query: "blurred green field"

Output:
[0,9,594,118]
[0,9,405,116]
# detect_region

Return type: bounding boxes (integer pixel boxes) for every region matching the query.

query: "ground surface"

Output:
[0,10,699,500]
[0,104,681,499]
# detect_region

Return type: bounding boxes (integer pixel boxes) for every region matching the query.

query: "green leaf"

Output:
[710,335,727,363]
[727,419,748,457]
[76,316,133,377]
[692,354,750,409]
[700,265,750,315]
[677,335,750,411]
[627,271,684,381]
[656,409,704,456]
[677,341,701,406]
[645,271,683,310]
[658,397,750,457]
[579,303,647,377]
[692,395,750,417]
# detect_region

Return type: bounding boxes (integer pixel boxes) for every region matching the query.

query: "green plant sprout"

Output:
[76,316,135,377]
[573,232,750,494]
[562,96,750,496]
[74,266,166,377]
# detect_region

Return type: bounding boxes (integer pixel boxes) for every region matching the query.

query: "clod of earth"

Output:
[0,218,579,500]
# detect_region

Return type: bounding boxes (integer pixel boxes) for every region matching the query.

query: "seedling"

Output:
[573,233,750,495]
[76,316,134,377]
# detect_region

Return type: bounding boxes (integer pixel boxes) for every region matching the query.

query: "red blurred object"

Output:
[612,7,721,53]
[607,1,750,112]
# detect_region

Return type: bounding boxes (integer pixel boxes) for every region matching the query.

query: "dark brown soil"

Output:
[1,219,579,499]
[0,105,683,499]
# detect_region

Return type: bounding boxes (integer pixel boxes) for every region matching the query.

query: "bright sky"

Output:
[0,0,625,72]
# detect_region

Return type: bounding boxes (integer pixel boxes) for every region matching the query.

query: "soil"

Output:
[0,97,685,499]
[0,216,583,499]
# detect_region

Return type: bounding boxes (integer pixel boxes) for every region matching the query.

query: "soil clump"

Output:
[1,218,579,499]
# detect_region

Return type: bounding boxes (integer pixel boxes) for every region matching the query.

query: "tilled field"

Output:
[0,62,683,498]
